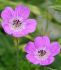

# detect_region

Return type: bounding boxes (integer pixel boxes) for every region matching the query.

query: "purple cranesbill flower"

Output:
[25,36,60,65]
[1,5,37,37]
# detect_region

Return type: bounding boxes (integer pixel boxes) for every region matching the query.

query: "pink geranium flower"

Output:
[1,5,37,37]
[25,36,60,65]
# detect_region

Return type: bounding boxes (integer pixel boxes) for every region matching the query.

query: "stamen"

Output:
[38,50,46,56]
[13,19,22,28]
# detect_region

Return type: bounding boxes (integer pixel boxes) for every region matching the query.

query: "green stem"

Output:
[14,38,19,70]
[16,38,19,70]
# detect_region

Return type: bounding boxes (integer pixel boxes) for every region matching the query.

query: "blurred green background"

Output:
[0,0,61,70]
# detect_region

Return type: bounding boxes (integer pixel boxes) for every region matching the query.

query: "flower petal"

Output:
[1,7,14,21]
[34,36,50,49]
[39,56,54,65]
[26,54,39,64]
[25,42,36,54]
[34,36,44,48]
[12,29,29,37]
[42,36,50,47]
[15,5,30,20]
[50,42,60,56]
[23,19,37,33]
[2,22,12,34]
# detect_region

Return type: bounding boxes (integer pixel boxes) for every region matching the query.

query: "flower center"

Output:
[38,50,46,57]
[12,19,22,28]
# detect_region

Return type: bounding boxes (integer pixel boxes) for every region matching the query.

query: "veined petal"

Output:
[12,28,29,37]
[25,42,36,54]
[26,54,39,64]
[42,36,50,47]
[23,19,37,33]
[39,56,54,65]
[2,22,12,34]
[1,7,14,21]
[50,42,60,56]
[15,5,30,20]
[34,36,44,48]
[34,36,50,49]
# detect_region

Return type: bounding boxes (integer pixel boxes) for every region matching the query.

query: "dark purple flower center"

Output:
[38,50,46,56]
[12,19,22,28]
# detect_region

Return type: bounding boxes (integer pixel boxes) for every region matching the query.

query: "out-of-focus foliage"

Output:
[0,0,61,70]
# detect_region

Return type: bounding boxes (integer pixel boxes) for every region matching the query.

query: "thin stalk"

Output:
[16,38,19,70]
[14,38,19,70]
